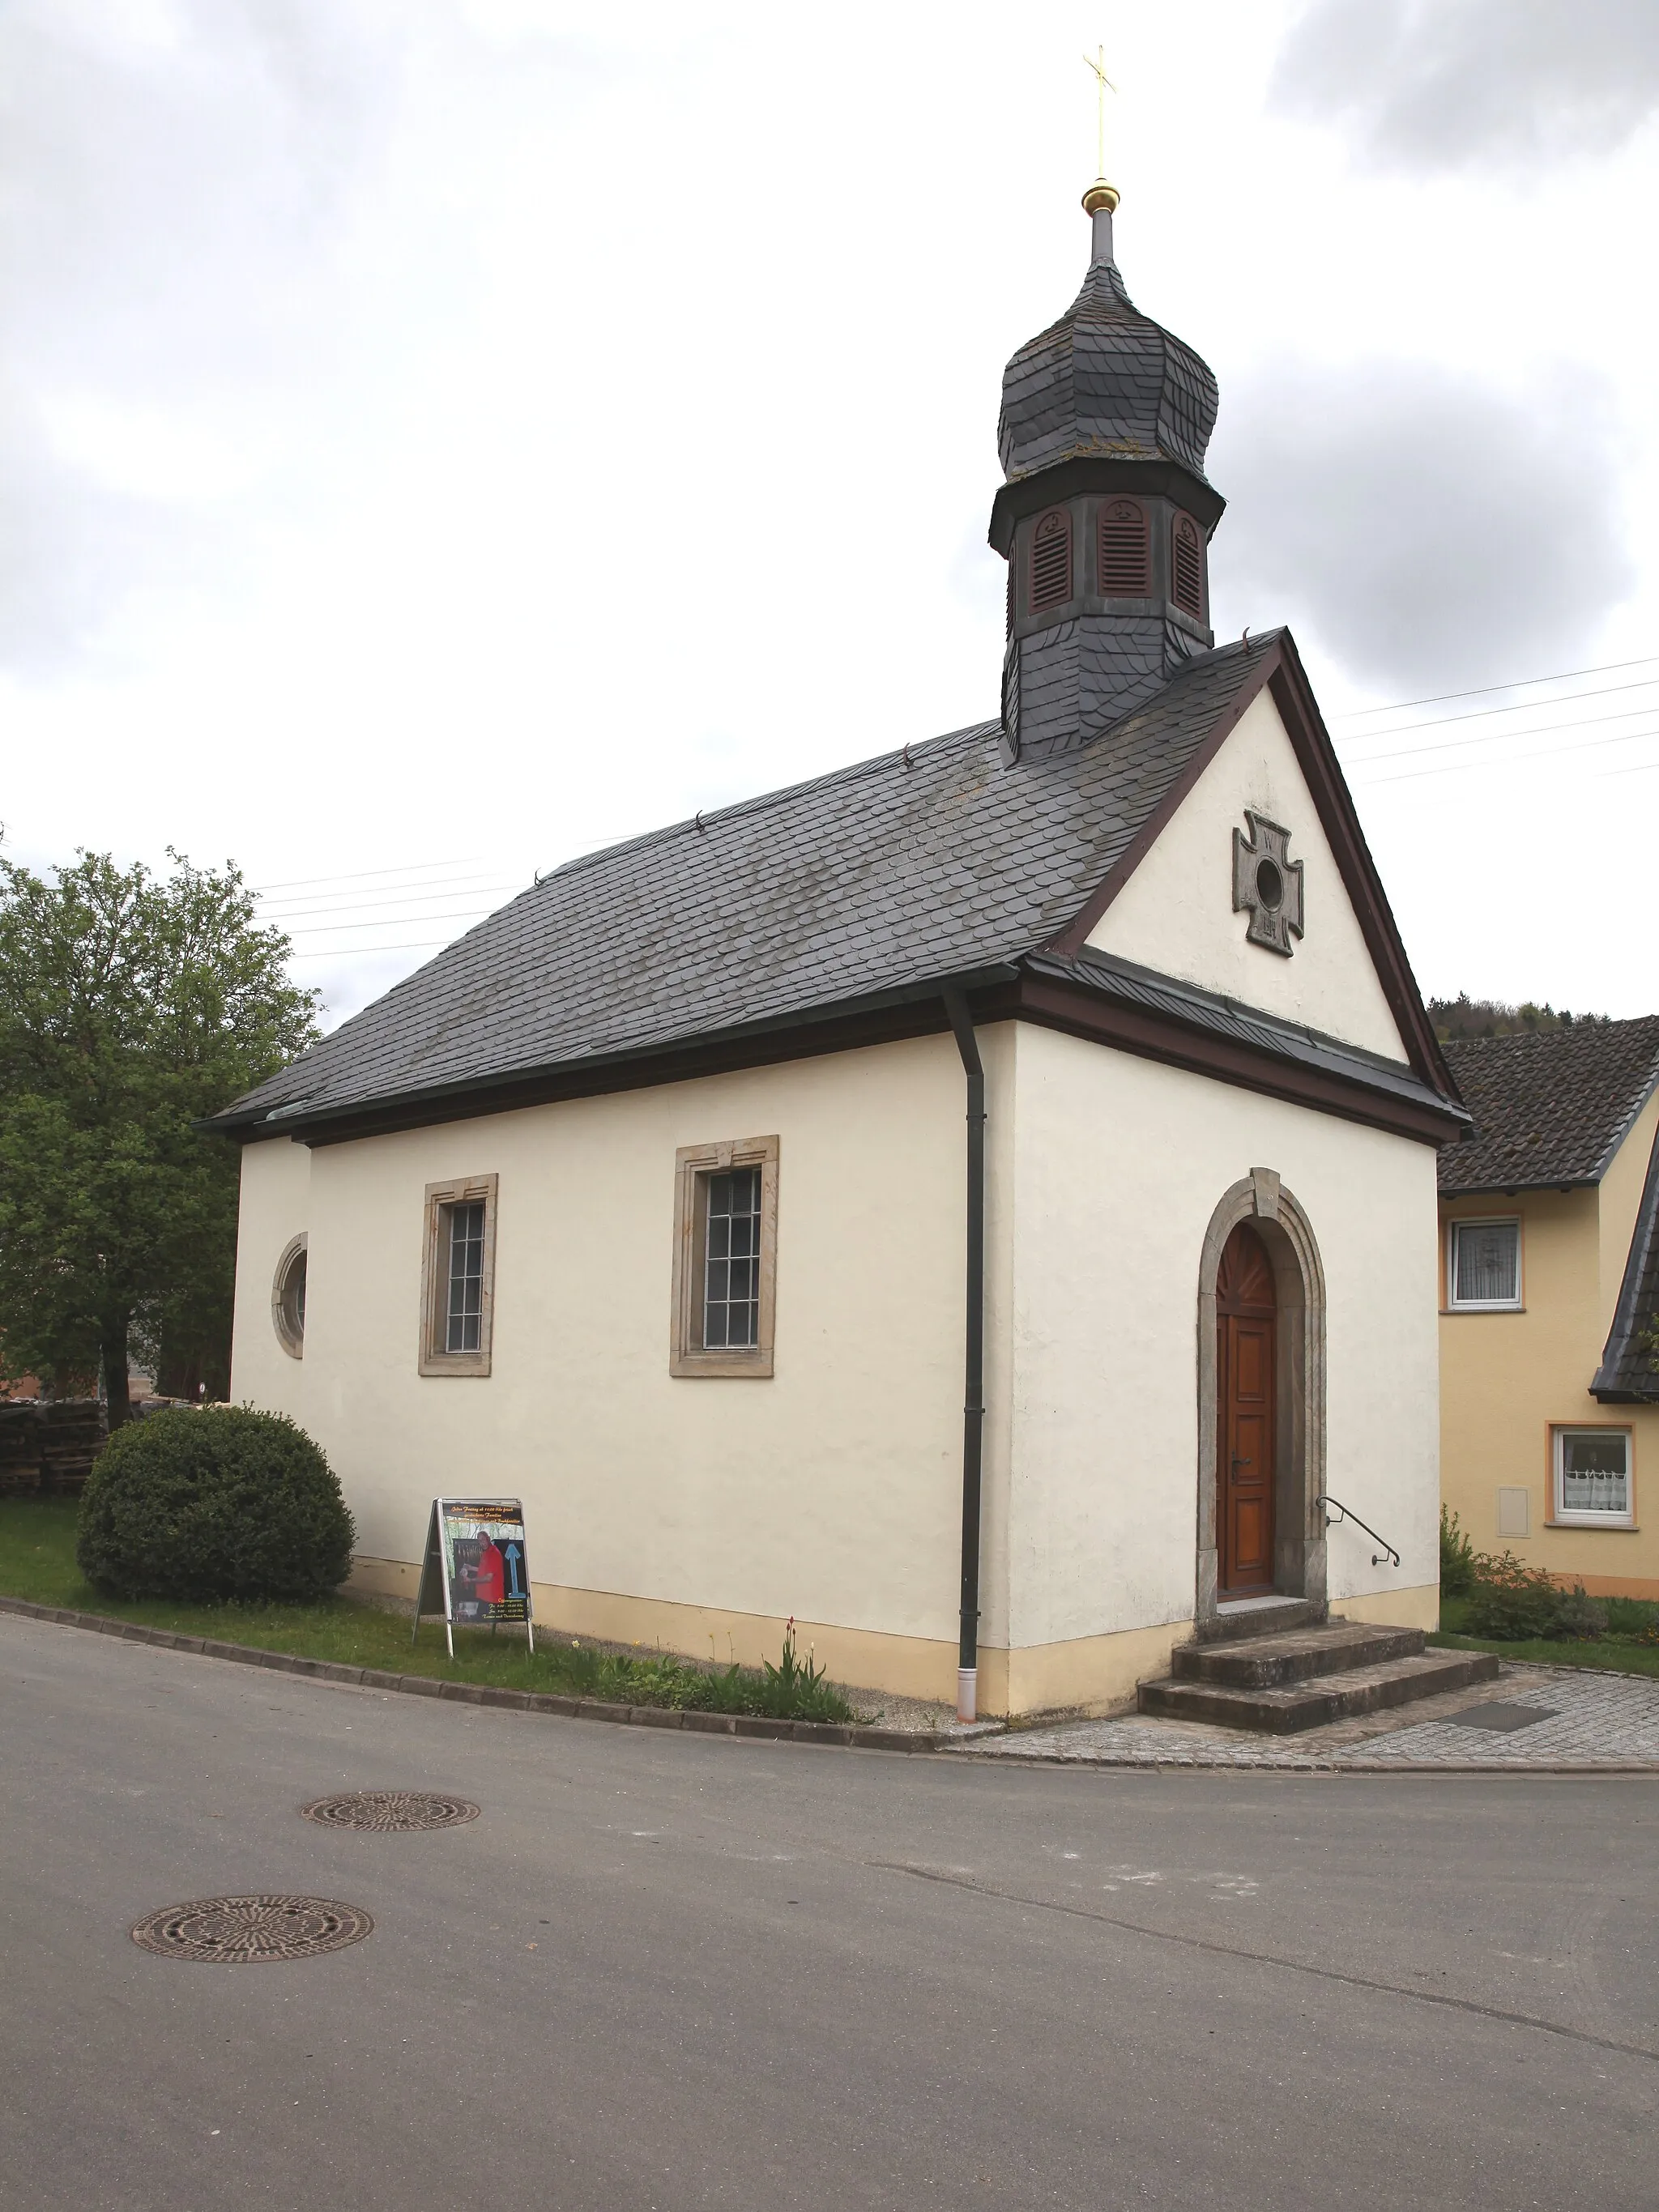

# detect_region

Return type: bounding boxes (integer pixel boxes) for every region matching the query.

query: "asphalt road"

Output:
[2,1614,1656,2212]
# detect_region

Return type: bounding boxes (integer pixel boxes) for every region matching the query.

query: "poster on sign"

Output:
[412,1498,535,1657]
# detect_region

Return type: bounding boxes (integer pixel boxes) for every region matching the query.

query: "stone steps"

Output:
[1140,1622,1500,1736]
[1173,1622,1426,1689]
[1196,1597,1324,1645]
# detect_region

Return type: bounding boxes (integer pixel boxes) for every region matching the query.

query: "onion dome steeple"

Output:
[990,168,1224,761]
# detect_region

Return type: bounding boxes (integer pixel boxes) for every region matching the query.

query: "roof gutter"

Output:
[942,987,987,1725]
[198,965,1024,1144]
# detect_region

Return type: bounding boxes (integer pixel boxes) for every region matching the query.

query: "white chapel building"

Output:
[217,179,1469,1719]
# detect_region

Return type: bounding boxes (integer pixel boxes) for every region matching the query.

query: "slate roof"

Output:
[219,633,1316,1134]
[1439,1020,1659,1194]
[998,257,1219,486]
[1595,1129,1659,1401]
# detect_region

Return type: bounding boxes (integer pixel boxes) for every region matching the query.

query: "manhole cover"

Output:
[1448,1702,1559,1733]
[130,1895,373,1963]
[300,1790,480,1832]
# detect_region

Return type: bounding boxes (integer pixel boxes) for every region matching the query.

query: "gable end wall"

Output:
[1084,688,1410,1063]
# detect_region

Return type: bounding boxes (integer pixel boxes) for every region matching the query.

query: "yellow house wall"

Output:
[231,1032,1017,1707]
[1439,1085,1659,1598]
[1005,1024,1444,1679]
[1085,689,1409,1063]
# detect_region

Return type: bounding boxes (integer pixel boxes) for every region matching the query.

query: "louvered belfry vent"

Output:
[1029,509,1073,613]
[1098,501,1150,598]
[1171,514,1205,618]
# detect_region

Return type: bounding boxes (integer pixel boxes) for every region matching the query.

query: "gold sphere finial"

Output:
[1082,179,1120,216]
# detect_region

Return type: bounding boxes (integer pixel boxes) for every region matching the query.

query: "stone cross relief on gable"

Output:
[1232,810,1304,957]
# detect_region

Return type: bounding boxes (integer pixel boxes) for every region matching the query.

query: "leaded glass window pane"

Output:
[1452,1220,1519,1306]
[446,1200,486,1353]
[704,1167,761,1349]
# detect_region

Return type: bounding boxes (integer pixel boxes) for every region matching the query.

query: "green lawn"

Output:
[0,1497,859,1722]
[1430,1593,1659,1681]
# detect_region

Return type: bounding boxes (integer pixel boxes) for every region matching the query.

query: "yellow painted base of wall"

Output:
[1001,1621,1193,1718]
[1541,1571,1659,1601]
[1333,1583,1440,1633]
[346,1556,1193,1717]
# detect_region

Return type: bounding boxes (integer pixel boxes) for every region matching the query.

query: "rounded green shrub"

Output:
[76,1407,355,1604]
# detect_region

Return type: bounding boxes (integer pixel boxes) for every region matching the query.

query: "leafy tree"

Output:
[1429,993,1607,1043]
[0,849,317,1423]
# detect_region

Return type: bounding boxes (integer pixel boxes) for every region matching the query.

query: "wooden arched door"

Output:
[1216,1223,1277,1596]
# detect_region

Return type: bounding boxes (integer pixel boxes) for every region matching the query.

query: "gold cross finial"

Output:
[1084,45,1115,179]
[1081,45,1120,219]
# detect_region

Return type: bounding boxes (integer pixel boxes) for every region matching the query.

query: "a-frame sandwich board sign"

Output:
[412,1498,535,1658]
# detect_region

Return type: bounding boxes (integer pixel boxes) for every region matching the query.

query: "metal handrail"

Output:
[1314,1492,1401,1569]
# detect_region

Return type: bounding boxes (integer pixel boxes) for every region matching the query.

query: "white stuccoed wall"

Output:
[1005,1022,1443,1656]
[229,1031,1013,1698]
[231,1133,313,1421]
[1086,687,1410,1063]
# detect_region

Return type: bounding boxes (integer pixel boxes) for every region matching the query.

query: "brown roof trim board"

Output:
[1044,631,1461,1112]
[1013,955,1465,1146]
[214,952,1465,1153]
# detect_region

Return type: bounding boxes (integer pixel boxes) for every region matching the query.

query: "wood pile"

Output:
[0,1400,108,1497]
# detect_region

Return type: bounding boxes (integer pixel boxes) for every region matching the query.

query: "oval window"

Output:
[272,1236,308,1360]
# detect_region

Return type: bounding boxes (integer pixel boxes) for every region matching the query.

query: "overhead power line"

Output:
[281,908,500,940]
[1337,677,1659,751]
[249,856,489,895]
[1328,651,1659,722]
[288,939,458,961]
[1340,700,1659,769]
[258,878,521,924]
[1350,722,1659,786]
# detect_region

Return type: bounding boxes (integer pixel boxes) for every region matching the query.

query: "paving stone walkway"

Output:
[953,1664,1659,1770]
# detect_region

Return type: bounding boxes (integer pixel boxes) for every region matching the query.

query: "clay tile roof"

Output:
[1439,1017,1659,1194]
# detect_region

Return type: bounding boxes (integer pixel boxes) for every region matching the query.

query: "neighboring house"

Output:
[211,183,1469,1717]
[1439,1019,1659,1600]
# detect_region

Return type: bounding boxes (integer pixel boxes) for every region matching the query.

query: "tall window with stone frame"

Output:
[419,1173,498,1377]
[671,1136,778,1377]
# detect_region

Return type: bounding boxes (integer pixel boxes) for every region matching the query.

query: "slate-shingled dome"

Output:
[998,256,1219,484]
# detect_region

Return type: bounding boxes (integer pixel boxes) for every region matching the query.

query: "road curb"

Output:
[7,1593,1655,1774]
[0,1592,939,1754]
[944,1747,1659,1775]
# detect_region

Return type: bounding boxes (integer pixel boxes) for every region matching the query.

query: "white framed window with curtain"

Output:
[1552,1427,1634,1528]
[1447,1217,1522,1311]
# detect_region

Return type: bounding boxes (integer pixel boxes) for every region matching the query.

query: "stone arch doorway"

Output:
[1196,1170,1327,1627]
[1216,1222,1277,1596]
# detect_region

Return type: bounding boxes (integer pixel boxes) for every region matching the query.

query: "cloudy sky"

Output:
[4,0,1657,1025]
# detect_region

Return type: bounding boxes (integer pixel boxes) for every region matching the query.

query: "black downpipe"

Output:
[943,988,986,1721]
